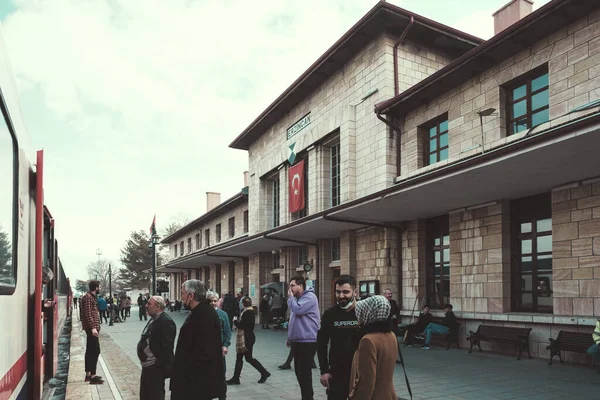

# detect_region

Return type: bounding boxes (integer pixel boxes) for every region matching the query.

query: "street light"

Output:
[108,263,112,298]
[150,234,160,295]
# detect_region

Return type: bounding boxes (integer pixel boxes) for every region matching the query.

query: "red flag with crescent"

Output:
[288,159,305,213]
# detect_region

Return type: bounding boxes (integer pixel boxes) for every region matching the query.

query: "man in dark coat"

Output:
[137,295,176,400]
[222,292,238,327]
[170,279,226,400]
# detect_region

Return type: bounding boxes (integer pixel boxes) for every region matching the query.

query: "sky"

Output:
[0,0,552,283]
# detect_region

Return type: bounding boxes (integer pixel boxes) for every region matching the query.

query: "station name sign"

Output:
[287,112,311,140]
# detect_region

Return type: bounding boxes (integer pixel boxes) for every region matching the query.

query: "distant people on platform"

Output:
[259,294,270,329]
[317,275,359,400]
[80,280,104,385]
[123,296,132,319]
[416,303,457,350]
[587,318,600,362]
[97,295,108,324]
[287,276,320,400]
[350,295,397,399]
[137,295,176,400]
[270,291,285,330]
[383,289,400,335]
[207,291,232,392]
[222,292,239,327]
[170,280,226,400]
[226,296,270,387]
[73,295,78,309]
[138,293,148,321]
[403,304,433,347]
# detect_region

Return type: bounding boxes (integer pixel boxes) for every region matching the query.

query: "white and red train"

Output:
[0,29,72,400]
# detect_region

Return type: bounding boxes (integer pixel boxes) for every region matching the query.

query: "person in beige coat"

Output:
[349,295,397,400]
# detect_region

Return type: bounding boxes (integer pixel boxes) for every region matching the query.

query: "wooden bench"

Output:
[467,325,532,360]
[546,330,595,365]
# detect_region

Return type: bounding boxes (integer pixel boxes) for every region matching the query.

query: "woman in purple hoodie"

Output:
[287,275,320,400]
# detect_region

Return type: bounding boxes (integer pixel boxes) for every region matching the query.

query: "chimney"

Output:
[493,0,533,35]
[243,171,249,188]
[206,192,221,212]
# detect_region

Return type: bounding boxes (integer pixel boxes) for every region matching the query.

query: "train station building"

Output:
[158,0,600,362]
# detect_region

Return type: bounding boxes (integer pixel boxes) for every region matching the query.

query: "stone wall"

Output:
[400,10,600,180]
[552,182,600,315]
[449,202,511,314]
[401,220,426,311]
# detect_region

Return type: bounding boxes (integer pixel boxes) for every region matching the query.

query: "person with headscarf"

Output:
[349,295,397,400]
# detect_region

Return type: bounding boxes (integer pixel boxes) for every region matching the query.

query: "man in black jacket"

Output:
[317,275,359,400]
[170,279,226,400]
[420,303,457,350]
[137,296,176,400]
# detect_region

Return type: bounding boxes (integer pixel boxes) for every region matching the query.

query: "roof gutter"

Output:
[376,112,403,176]
[394,15,414,96]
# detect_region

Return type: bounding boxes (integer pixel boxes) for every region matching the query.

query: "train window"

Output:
[0,99,16,294]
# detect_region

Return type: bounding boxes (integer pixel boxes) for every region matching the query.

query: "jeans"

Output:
[587,344,600,361]
[85,330,100,375]
[423,323,449,345]
[292,342,317,400]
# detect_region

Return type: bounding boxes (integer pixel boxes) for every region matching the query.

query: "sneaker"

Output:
[278,364,291,370]
[421,346,430,350]
[403,344,412,348]
[258,372,271,384]
[415,335,425,340]
[89,376,104,384]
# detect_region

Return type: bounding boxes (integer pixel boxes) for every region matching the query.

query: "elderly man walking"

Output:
[137,295,176,400]
[170,280,226,400]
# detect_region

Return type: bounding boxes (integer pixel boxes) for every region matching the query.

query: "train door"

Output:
[42,207,56,380]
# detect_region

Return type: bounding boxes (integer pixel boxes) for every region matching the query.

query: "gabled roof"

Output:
[375,0,595,116]
[161,188,248,244]
[228,1,483,150]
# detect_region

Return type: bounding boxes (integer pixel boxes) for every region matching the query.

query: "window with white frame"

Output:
[330,142,341,207]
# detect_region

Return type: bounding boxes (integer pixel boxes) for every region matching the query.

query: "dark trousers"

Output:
[232,344,268,379]
[292,342,317,400]
[140,365,165,400]
[326,373,351,400]
[139,306,147,321]
[84,330,100,375]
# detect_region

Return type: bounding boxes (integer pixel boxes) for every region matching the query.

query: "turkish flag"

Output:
[288,159,305,213]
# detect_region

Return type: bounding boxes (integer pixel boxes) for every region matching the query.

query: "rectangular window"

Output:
[216,224,221,243]
[511,193,552,313]
[331,238,340,262]
[174,244,178,258]
[424,115,449,166]
[272,178,280,227]
[0,118,16,293]
[205,229,210,248]
[243,210,249,233]
[298,245,309,266]
[187,238,192,253]
[331,142,341,207]
[426,216,450,309]
[228,217,235,238]
[195,233,200,250]
[179,241,184,256]
[507,66,549,135]
[272,251,280,271]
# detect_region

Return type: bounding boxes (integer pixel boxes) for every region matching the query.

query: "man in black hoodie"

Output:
[420,303,457,350]
[316,275,359,400]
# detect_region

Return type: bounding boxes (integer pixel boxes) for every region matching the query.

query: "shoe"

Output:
[258,372,271,384]
[278,364,291,370]
[421,346,430,350]
[415,335,425,340]
[89,376,104,384]
[226,378,240,385]
[84,376,90,382]
[403,344,412,348]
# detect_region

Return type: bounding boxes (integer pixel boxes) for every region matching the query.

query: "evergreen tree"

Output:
[119,230,161,290]
[0,225,12,284]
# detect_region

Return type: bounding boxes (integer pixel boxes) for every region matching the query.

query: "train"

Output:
[0,27,72,400]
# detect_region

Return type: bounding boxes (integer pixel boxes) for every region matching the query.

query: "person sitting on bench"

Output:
[416,304,456,350]
[404,304,433,347]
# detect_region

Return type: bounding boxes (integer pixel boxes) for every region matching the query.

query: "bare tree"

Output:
[86,259,123,297]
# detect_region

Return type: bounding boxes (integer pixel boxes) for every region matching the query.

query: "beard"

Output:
[337,296,354,309]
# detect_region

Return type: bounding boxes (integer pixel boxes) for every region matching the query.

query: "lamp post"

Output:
[150,234,160,295]
[108,263,112,298]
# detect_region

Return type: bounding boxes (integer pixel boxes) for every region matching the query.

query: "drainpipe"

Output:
[396,223,407,314]
[377,112,403,177]
[393,16,415,96]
